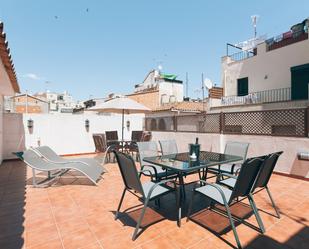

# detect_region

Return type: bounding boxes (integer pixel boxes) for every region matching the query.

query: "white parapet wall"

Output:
[152,131,309,178]
[3,112,144,159]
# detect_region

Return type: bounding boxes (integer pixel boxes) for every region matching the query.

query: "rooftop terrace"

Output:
[1,155,308,249]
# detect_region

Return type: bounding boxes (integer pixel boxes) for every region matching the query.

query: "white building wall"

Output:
[159,82,183,103]
[3,113,144,159]
[0,96,3,163]
[222,39,309,96]
[0,57,16,164]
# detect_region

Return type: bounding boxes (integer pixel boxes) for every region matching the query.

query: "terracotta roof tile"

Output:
[0,22,19,93]
[154,101,205,112]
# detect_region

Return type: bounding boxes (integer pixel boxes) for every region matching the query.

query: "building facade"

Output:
[220,18,309,107]
[35,91,79,113]
[0,22,20,163]
[127,69,184,110]
[9,94,49,113]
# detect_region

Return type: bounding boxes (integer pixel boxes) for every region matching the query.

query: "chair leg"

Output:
[248,194,265,233]
[32,168,37,187]
[224,203,242,249]
[265,186,280,218]
[115,188,126,220]
[132,198,149,240]
[155,198,161,208]
[186,190,196,222]
[175,187,180,224]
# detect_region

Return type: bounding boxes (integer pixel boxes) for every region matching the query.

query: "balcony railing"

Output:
[226,43,257,62]
[266,30,308,52]
[221,87,291,106]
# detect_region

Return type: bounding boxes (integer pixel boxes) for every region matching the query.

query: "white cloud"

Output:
[23,73,42,80]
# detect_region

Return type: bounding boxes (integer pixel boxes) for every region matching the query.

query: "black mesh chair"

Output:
[187,157,265,249]
[137,141,178,182]
[207,141,249,177]
[159,140,178,155]
[105,131,120,151]
[92,133,113,163]
[114,151,178,240]
[126,131,143,159]
[220,151,283,218]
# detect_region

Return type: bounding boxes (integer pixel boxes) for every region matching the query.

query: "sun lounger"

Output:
[33,146,107,173]
[18,149,104,187]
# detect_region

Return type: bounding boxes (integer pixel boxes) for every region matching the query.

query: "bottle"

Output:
[195,137,199,144]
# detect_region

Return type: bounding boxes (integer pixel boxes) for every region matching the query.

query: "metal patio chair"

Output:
[114,151,178,240]
[105,130,121,151]
[34,146,108,173]
[137,141,177,181]
[19,149,104,187]
[159,139,178,155]
[219,151,283,218]
[126,130,144,159]
[187,156,265,249]
[208,141,249,178]
[93,133,113,163]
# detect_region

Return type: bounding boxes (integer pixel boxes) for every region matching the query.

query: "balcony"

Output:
[266,30,308,52]
[226,43,257,62]
[221,87,292,106]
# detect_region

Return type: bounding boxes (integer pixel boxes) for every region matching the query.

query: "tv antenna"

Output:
[185,72,189,98]
[45,81,51,92]
[204,78,213,90]
[251,15,259,38]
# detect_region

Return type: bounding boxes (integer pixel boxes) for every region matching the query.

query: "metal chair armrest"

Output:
[219,172,238,179]
[138,169,154,181]
[146,179,177,200]
[196,180,229,206]
[141,165,159,179]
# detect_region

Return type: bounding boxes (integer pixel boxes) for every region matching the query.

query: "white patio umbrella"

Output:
[89,97,151,142]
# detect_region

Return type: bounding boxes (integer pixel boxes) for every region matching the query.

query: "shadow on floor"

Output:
[0,160,27,249]
[246,226,309,249]
[26,170,97,187]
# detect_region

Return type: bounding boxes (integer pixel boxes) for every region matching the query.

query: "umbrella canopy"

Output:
[89,97,151,114]
[89,97,151,143]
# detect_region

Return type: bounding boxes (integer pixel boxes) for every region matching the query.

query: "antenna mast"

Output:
[201,73,205,112]
[251,15,259,38]
[185,72,189,98]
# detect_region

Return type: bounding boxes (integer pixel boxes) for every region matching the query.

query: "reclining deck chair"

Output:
[34,146,107,173]
[19,149,104,187]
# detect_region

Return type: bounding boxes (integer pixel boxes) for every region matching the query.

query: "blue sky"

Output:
[0,0,308,101]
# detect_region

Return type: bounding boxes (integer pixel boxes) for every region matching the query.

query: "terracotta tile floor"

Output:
[0,156,308,249]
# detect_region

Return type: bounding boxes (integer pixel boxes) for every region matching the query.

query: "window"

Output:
[150,119,157,130]
[158,118,166,130]
[237,77,249,96]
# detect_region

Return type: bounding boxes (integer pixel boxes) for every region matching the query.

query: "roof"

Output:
[89,97,151,114]
[0,22,19,93]
[126,89,159,96]
[11,94,49,103]
[153,101,205,113]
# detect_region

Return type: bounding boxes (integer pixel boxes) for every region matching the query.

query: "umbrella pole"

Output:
[122,109,124,152]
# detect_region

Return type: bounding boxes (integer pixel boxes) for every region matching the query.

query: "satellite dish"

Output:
[204,78,213,89]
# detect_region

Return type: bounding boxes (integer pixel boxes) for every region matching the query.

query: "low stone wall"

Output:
[151,131,309,178]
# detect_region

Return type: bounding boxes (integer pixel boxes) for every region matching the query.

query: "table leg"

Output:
[177,173,185,227]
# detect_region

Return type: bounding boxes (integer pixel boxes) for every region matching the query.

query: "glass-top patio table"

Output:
[143,151,243,226]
